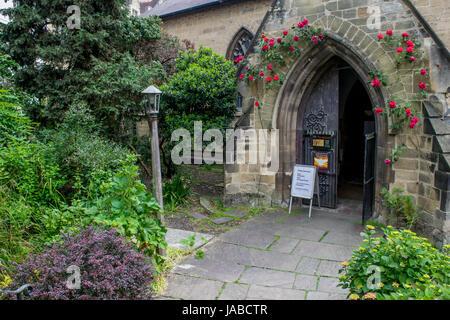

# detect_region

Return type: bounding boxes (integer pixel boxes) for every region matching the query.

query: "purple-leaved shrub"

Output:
[4,226,155,300]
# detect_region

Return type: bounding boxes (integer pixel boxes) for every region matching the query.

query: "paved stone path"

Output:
[159,208,364,300]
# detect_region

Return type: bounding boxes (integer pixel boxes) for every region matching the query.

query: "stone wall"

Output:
[159,0,272,56]
[224,0,449,246]
[411,0,450,49]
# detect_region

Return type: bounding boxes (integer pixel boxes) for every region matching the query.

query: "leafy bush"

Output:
[158,46,237,176]
[0,140,65,206]
[338,225,450,300]
[86,156,167,269]
[163,173,191,211]
[3,226,155,300]
[40,105,133,200]
[0,89,33,146]
[381,187,420,229]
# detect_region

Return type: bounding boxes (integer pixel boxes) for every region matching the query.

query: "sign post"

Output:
[288,165,320,218]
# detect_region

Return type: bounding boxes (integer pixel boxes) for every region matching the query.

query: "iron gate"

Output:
[303,130,338,208]
[362,132,376,223]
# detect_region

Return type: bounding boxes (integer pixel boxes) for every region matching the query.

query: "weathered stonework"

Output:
[157,0,273,57]
[144,0,450,246]
[224,0,449,246]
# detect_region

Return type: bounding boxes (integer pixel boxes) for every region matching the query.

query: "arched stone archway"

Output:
[272,35,393,216]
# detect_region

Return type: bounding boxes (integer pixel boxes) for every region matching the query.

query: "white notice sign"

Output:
[290,165,317,199]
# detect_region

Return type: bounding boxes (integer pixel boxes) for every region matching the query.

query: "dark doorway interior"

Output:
[337,61,374,202]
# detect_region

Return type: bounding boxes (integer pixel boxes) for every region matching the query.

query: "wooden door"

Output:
[297,64,339,208]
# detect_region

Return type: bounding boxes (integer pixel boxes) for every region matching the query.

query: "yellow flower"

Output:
[423,274,430,279]
[378,282,384,288]
[404,284,411,289]
[357,284,363,289]
[349,294,360,300]
[341,261,350,267]
[366,225,375,230]
[359,247,365,251]
[392,282,400,288]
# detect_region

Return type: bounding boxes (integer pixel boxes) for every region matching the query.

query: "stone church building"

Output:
[142,0,450,246]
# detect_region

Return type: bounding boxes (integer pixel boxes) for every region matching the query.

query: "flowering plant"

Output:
[368,71,387,87]
[338,225,450,300]
[238,19,326,109]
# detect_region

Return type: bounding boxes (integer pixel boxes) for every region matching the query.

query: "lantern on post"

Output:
[142,85,161,116]
[141,85,165,256]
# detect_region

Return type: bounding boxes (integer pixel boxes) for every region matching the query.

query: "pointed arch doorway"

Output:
[296,57,375,221]
[275,38,389,223]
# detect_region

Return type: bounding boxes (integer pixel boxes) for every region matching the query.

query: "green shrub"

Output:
[381,187,420,229]
[40,105,133,200]
[0,89,33,146]
[85,156,167,269]
[158,46,237,176]
[338,225,450,300]
[163,173,191,211]
[0,140,65,206]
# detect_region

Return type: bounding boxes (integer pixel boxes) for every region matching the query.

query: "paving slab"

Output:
[187,211,209,220]
[293,274,318,290]
[218,283,249,300]
[212,217,234,225]
[225,209,249,218]
[164,274,223,300]
[306,291,347,300]
[239,267,296,289]
[165,228,213,250]
[273,225,327,241]
[160,208,360,300]
[246,285,306,300]
[320,230,362,246]
[174,256,246,282]
[218,228,278,249]
[199,197,219,214]
[317,260,343,277]
[268,237,300,254]
[292,240,356,261]
[317,276,349,294]
[296,256,320,275]
[204,242,301,271]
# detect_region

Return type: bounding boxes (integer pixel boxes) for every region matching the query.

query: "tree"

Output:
[159,46,238,176]
[0,0,163,139]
